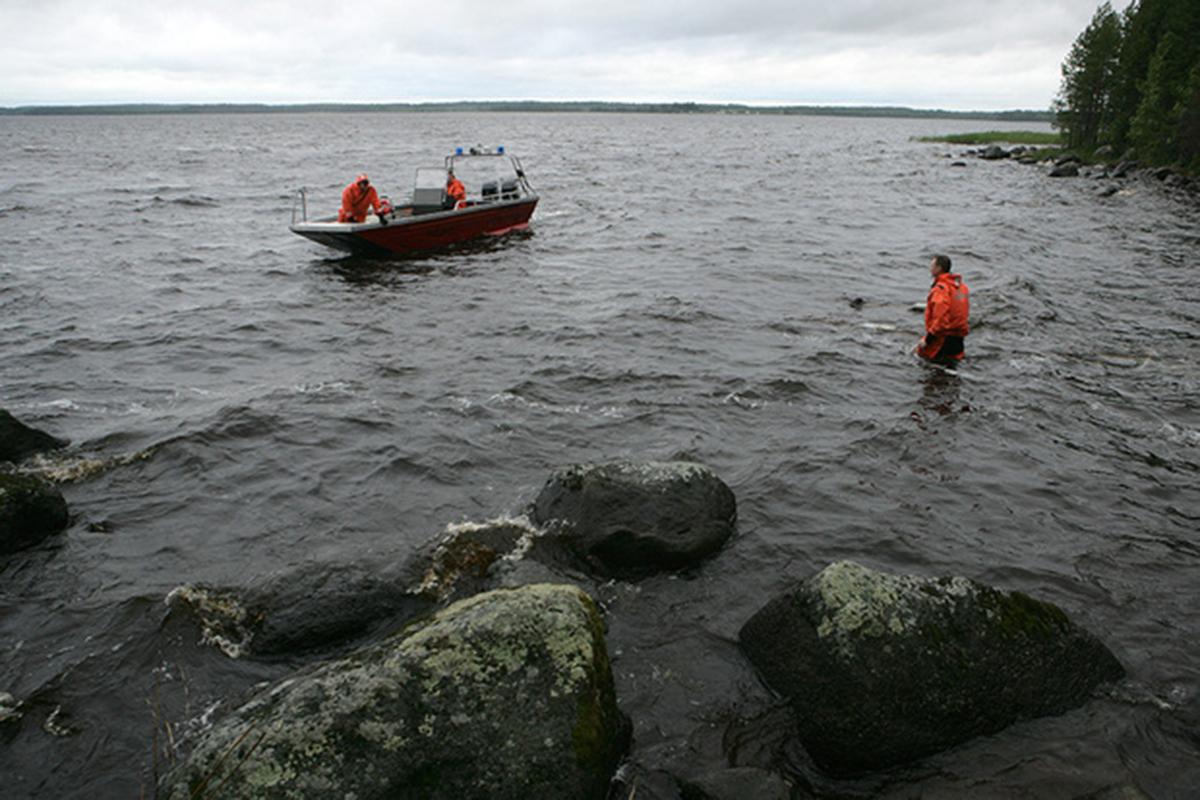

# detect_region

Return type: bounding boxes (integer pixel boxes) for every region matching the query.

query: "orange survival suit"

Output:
[917,271,970,361]
[446,175,466,206]
[338,175,384,223]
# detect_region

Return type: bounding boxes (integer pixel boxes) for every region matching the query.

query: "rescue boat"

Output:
[290,147,538,256]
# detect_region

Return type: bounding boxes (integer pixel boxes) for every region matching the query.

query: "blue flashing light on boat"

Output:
[455,147,463,155]
[497,145,505,154]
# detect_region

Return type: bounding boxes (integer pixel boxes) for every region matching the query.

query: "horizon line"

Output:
[0,99,1053,119]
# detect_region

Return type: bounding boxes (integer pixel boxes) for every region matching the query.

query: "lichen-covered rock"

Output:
[0,409,68,464]
[0,471,69,554]
[529,461,736,576]
[738,561,1124,776]
[160,583,629,799]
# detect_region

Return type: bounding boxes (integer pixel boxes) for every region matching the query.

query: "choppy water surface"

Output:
[1,112,1198,798]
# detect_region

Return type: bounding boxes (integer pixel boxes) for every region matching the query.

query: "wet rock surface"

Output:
[0,471,69,554]
[0,409,68,464]
[160,583,629,800]
[678,767,797,800]
[529,460,736,577]
[738,560,1125,776]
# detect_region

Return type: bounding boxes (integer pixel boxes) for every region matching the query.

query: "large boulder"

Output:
[0,410,67,464]
[160,583,629,799]
[529,461,736,577]
[979,145,1009,160]
[738,561,1124,776]
[0,471,69,554]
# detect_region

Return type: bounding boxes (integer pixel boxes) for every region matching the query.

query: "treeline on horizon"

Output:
[0,100,1052,122]
[1055,0,1199,170]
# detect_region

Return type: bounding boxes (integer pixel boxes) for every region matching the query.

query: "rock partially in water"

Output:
[401,516,553,602]
[1111,160,1138,178]
[0,691,21,723]
[166,517,561,659]
[0,409,68,464]
[979,145,1009,160]
[167,560,434,659]
[529,461,736,577]
[1050,163,1080,178]
[738,560,1124,776]
[0,471,69,554]
[160,583,629,800]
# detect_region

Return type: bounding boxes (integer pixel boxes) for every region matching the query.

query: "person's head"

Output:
[356,173,370,190]
[930,254,952,278]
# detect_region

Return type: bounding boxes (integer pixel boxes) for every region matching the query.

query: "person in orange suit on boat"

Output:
[445,171,467,208]
[916,254,970,362]
[338,173,384,223]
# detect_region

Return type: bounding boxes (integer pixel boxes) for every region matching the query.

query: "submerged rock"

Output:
[738,561,1124,776]
[160,583,629,800]
[0,409,68,464]
[0,471,69,554]
[166,517,561,659]
[168,560,435,659]
[529,461,736,577]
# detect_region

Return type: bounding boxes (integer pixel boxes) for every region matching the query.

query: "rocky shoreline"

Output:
[1,407,1135,798]
[952,143,1200,201]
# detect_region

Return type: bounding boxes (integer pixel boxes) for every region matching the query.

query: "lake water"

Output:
[1,111,1198,798]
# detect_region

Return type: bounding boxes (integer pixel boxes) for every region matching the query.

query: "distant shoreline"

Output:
[0,100,1052,122]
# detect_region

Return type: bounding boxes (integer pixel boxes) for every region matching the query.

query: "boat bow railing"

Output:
[291,188,309,225]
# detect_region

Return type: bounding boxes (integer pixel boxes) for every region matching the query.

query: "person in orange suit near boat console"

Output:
[338,173,385,223]
[916,254,970,362]
[445,171,467,208]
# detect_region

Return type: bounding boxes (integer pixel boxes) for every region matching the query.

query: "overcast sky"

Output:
[1,0,1126,110]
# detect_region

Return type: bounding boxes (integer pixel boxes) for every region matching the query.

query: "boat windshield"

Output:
[447,154,521,197]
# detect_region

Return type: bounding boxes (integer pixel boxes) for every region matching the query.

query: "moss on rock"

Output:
[739,561,1124,775]
[160,583,629,799]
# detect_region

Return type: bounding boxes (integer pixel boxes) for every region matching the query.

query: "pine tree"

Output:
[1130,23,1199,164]
[1055,3,1123,151]
[1176,62,1200,169]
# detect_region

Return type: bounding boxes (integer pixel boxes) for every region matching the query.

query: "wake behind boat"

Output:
[290,147,538,256]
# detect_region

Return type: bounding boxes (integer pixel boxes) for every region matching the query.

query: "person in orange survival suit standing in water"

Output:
[445,170,467,208]
[916,254,970,362]
[338,173,385,223]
